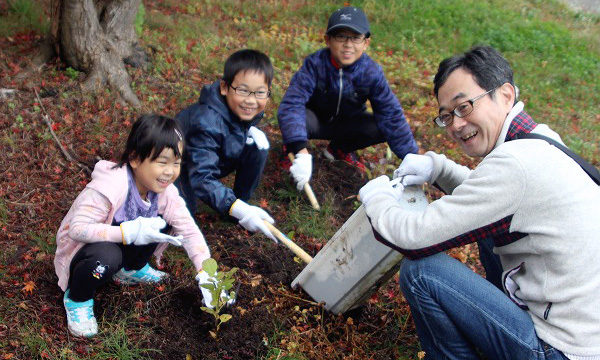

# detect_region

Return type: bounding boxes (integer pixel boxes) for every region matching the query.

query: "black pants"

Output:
[306,108,386,153]
[67,242,157,302]
[177,143,268,215]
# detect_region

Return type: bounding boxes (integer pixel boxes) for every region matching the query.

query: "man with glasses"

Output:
[358,46,600,359]
[277,6,418,193]
[176,49,277,242]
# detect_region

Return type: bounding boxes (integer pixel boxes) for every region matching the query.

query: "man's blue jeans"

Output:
[399,252,568,360]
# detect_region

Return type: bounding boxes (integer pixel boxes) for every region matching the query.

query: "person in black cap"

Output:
[277,6,418,192]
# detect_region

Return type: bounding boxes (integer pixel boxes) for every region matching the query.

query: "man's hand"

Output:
[290,153,312,191]
[196,270,235,309]
[246,126,270,150]
[120,216,183,246]
[393,154,434,186]
[229,200,277,242]
[359,175,404,207]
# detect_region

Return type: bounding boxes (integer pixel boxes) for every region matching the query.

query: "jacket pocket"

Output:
[503,262,529,309]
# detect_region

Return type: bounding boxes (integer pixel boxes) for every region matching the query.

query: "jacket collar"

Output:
[493,101,537,150]
[325,48,365,73]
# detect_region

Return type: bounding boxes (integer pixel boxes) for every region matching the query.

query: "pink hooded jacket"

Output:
[54,160,211,291]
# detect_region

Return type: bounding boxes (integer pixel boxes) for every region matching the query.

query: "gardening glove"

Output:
[196,270,236,309]
[289,153,312,191]
[393,154,434,186]
[359,175,404,207]
[246,126,270,150]
[229,199,277,243]
[120,216,183,246]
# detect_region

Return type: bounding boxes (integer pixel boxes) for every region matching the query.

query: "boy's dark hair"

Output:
[433,46,515,100]
[116,114,184,168]
[222,49,274,87]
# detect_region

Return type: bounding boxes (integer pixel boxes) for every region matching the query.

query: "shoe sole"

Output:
[322,148,367,171]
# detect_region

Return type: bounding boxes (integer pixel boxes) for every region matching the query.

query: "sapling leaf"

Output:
[202,258,218,276]
[223,279,234,289]
[200,283,216,291]
[198,258,238,340]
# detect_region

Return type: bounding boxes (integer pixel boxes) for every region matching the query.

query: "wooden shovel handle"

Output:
[288,153,320,210]
[264,221,313,264]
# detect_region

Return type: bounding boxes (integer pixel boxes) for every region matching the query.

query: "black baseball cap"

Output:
[326,7,370,37]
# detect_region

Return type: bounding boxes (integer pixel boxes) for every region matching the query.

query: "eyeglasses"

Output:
[434,87,497,127]
[331,33,367,44]
[228,84,271,99]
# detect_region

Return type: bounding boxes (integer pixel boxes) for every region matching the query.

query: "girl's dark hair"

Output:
[222,49,274,86]
[115,114,184,168]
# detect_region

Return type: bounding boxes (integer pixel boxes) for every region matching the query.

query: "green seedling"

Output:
[199,258,238,339]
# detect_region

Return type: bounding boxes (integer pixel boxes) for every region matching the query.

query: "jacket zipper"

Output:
[334,67,343,118]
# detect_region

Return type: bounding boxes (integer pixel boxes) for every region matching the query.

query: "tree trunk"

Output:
[22,0,146,108]
[59,0,144,108]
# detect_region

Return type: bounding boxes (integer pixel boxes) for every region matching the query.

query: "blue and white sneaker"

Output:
[112,263,168,285]
[63,290,98,337]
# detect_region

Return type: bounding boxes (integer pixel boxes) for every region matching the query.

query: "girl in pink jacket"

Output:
[54,114,226,338]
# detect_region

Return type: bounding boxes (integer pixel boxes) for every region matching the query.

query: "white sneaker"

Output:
[113,263,168,285]
[63,290,98,337]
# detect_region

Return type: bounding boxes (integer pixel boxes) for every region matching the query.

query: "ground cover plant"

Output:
[0,0,598,359]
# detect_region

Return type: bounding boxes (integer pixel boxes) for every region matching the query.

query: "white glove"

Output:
[230,200,277,242]
[393,154,434,186]
[358,175,404,207]
[289,153,312,191]
[120,216,183,246]
[246,126,270,150]
[196,270,235,309]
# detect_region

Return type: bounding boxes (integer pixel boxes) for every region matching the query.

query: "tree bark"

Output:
[21,0,146,108]
[60,0,143,108]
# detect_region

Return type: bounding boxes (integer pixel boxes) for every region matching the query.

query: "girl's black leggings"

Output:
[67,242,157,302]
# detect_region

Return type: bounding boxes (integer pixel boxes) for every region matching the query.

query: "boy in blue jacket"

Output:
[277,6,418,191]
[176,49,276,242]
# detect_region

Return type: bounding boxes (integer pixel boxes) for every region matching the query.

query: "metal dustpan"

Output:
[291,185,428,314]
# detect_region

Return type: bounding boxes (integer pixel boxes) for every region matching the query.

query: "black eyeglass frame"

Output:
[228,84,271,99]
[434,87,497,128]
[330,33,368,44]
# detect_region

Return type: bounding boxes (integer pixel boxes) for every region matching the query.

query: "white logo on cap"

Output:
[340,14,352,21]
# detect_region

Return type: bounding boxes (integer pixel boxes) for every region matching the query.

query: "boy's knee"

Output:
[253,147,269,162]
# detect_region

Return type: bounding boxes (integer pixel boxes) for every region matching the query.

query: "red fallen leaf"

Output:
[51,123,59,131]
[259,198,268,208]
[98,136,106,143]
[156,285,165,292]
[22,281,35,294]
[186,40,197,52]
[369,293,379,304]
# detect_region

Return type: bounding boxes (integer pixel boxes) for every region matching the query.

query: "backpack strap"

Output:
[515,132,600,185]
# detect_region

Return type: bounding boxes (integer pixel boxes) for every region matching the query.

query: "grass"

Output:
[0,0,48,37]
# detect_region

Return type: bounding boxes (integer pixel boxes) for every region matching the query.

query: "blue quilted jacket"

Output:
[176,81,262,214]
[277,48,418,158]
